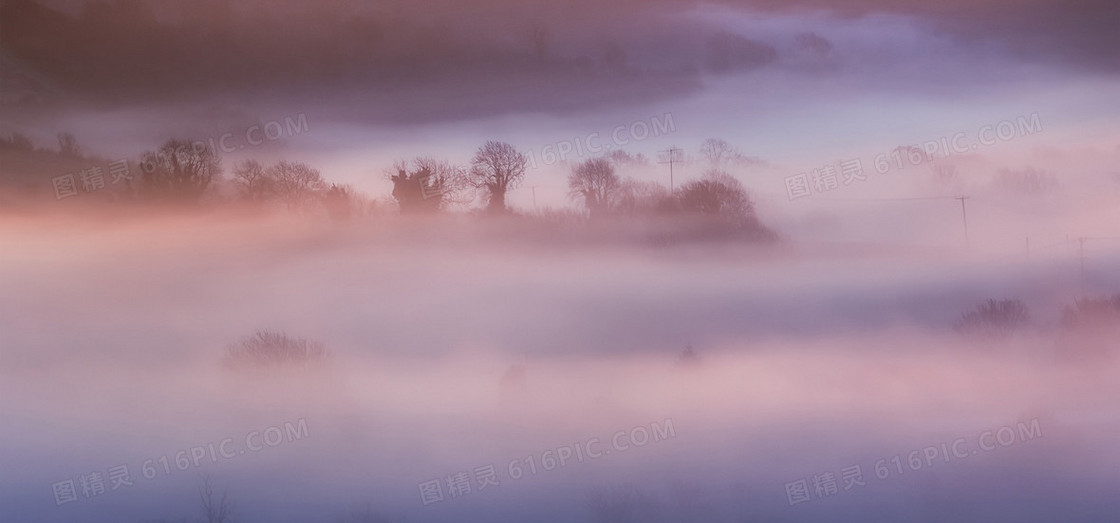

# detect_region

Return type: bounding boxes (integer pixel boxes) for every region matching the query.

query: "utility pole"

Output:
[527,185,538,210]
[1077,237,1086,292]
[955,196,970,248]
[660,146,683,192]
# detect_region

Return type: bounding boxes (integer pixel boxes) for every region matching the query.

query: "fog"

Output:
[1,211,1117,522]
[3,0,1120,521]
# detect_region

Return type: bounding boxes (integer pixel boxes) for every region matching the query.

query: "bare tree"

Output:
[699,138,736,166]
[57,132,81,157]
[995,167,1059,195]
[615,178,670,216]
[139,139,221,203]
[927,161,960,194]
[232,159,273,202]
[568,158,620,218]
[606,150,651,167]
[198,476,234,523]
[470,140,527,214]
[699,138,763,168]
[269,160,326,212]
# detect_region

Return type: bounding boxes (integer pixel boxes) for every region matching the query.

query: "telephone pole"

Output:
[1077,237,1086,292]
[660,146,683,192]
[527,185,538,210]
[955,196,970,248]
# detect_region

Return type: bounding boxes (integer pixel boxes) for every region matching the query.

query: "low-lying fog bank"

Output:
[2,214,1117,522]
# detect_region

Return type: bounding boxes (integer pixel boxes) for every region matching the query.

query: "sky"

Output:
[2,0,1119,208]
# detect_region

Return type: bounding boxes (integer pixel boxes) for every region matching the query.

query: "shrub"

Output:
[224,330,329,370]
[1,132,34,150]
[954,299,1031,339]
[995,167,1059,195]
[1061,294,1120,330]
[676,344,702,368]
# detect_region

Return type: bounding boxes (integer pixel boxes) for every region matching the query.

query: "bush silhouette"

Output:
[224,330,329,370]
[1061,294,1120,330]
[676,344,702,369]
[954,299,1030,339]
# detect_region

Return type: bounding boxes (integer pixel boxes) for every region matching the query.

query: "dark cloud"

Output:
[0,0,780,123]
[0,0,1116,126]
[732,0,1120,72]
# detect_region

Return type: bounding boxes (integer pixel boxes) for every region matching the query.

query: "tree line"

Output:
[4,132,773,236]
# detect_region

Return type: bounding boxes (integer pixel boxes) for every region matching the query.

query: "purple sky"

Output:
[3,0,1119,207]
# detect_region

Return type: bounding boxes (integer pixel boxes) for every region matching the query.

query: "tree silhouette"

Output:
[1,132,34,150]
[699,138,736,166]
[323,183,355,221]
[606,150,651,166]
[269,160,326,212]
[1057,294,1120,357]
[470,140,526,214]
[139,139,221,203]
[390,157,465,214]
[995,167,1059,195]
[928,160,960,194]
[232,159,273,203]
[677,169,756,226]
[1061,294,1120,330]
[198,476,234,523]
[698,138,764,168]
[615,178,670,216]
[56,132,81,157]
[568,158,620,218]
